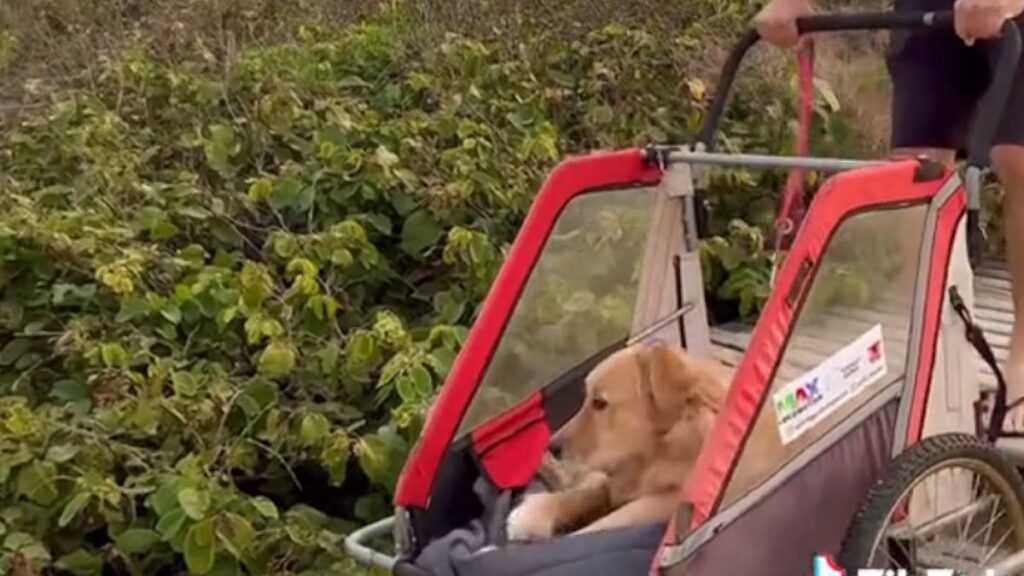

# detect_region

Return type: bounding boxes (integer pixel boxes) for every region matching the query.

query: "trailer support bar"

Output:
[345,515,399,570]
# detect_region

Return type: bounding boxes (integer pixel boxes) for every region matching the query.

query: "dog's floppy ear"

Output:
[635,343,726,433]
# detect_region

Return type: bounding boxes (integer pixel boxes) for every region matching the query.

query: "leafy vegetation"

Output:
[0,0,891,574]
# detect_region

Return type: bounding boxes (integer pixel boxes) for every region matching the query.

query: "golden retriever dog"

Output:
[505,341,733,541]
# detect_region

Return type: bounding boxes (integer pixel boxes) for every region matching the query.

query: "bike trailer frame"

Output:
[347,11,1023,576]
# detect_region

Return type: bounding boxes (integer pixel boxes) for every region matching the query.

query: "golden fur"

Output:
[506,342,737,540]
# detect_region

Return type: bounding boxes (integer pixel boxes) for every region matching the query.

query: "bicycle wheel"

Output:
[839,433,1024,574]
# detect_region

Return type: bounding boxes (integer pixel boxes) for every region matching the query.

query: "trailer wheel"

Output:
[839,433,1024,574]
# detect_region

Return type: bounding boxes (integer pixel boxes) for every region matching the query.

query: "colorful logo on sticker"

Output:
[868,340,882,363]
[775,376,823,422]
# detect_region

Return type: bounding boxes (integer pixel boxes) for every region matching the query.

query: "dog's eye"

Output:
[591,397,608,411]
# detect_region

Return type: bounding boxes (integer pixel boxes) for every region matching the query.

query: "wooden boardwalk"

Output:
[709,259,1016,392]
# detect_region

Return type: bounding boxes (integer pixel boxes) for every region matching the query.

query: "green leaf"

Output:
[0,338,32,366]
[330,248,354,267]
[400,210,442,256]
[156,507,187,539]
[4,531,50,562]
[396,376,415,402]
[115,528,162,554]
[46,444,79,463]
[56,549,104,576]
[433,289,465,324]
[321,430,351,486]
[173,371,200,397]
[271,233,298,259]
[216,513,255,558]
[152,218,181,241]
[410,364,432,398]
[51,379,88,404]
[208,556,242,576]
[345,331,376,370]
[160,302,183,324]
[58,492,92,527]
[251,496,279,520]
[357,430,408,491]
[247,178,273,201]
[316,345,339,374]
[116,296,150,322]
[257,341,296,378]
[205,124,239,174]
[374,145,400,168]
[242,379,279,412]
[16,460,58,505]
[100,342,128,367]
[150,478,183,516]
[358,212,392,235]
[268,176,305,211]
[429,347,456,379]
[184,520,217,575]
[178,488,211,520]
[300,413,330,446]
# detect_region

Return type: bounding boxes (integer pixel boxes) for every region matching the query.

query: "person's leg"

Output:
[991,145,1024,431]
[885,15,981,295]
[984,21,1024,430]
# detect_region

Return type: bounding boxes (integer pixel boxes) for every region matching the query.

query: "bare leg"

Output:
[992,145,1024,432]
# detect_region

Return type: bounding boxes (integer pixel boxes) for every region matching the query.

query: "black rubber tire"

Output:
[838,432,1024,571]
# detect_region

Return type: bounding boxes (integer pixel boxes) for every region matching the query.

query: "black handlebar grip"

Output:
[794,10,953,33]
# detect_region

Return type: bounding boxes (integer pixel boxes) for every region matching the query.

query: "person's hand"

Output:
[954,0,1024,45]
[753,0,817,48]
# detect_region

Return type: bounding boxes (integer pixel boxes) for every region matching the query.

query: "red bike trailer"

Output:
[347,10,1024,576]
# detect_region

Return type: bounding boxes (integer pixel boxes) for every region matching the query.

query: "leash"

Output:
[771,38,815,286]
[949,285,1009,442]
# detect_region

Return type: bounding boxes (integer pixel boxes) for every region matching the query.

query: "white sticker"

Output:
[772,323,888,445]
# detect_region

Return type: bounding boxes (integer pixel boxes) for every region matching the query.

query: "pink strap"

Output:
[774,38,815,251]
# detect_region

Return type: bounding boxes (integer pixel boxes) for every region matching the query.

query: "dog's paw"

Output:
[506,493,559,542]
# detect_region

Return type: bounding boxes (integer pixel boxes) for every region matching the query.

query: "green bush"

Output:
[0,2,873,574]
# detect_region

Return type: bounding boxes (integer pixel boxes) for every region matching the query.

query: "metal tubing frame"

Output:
[885,495,995,540]
[345,515,399,571]
[663,149,882,172]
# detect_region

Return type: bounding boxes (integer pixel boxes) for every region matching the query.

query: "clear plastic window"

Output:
[457,187,658,436]
[720,204,928,508]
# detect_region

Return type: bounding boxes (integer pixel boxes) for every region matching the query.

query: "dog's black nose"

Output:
[547,439,563,459]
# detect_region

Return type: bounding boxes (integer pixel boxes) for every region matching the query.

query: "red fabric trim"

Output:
[675,161,952,530]
[394,149,660,508]
[471,393,550,489]
[904,190,966,445]
[470,391,548,454]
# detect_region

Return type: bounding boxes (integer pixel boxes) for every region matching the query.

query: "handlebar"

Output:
[695,10,1022,169]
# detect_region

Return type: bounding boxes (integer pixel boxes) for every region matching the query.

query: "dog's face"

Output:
[549,343,727,475]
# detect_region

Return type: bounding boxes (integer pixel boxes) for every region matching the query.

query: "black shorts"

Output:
[889,0,1024,151]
